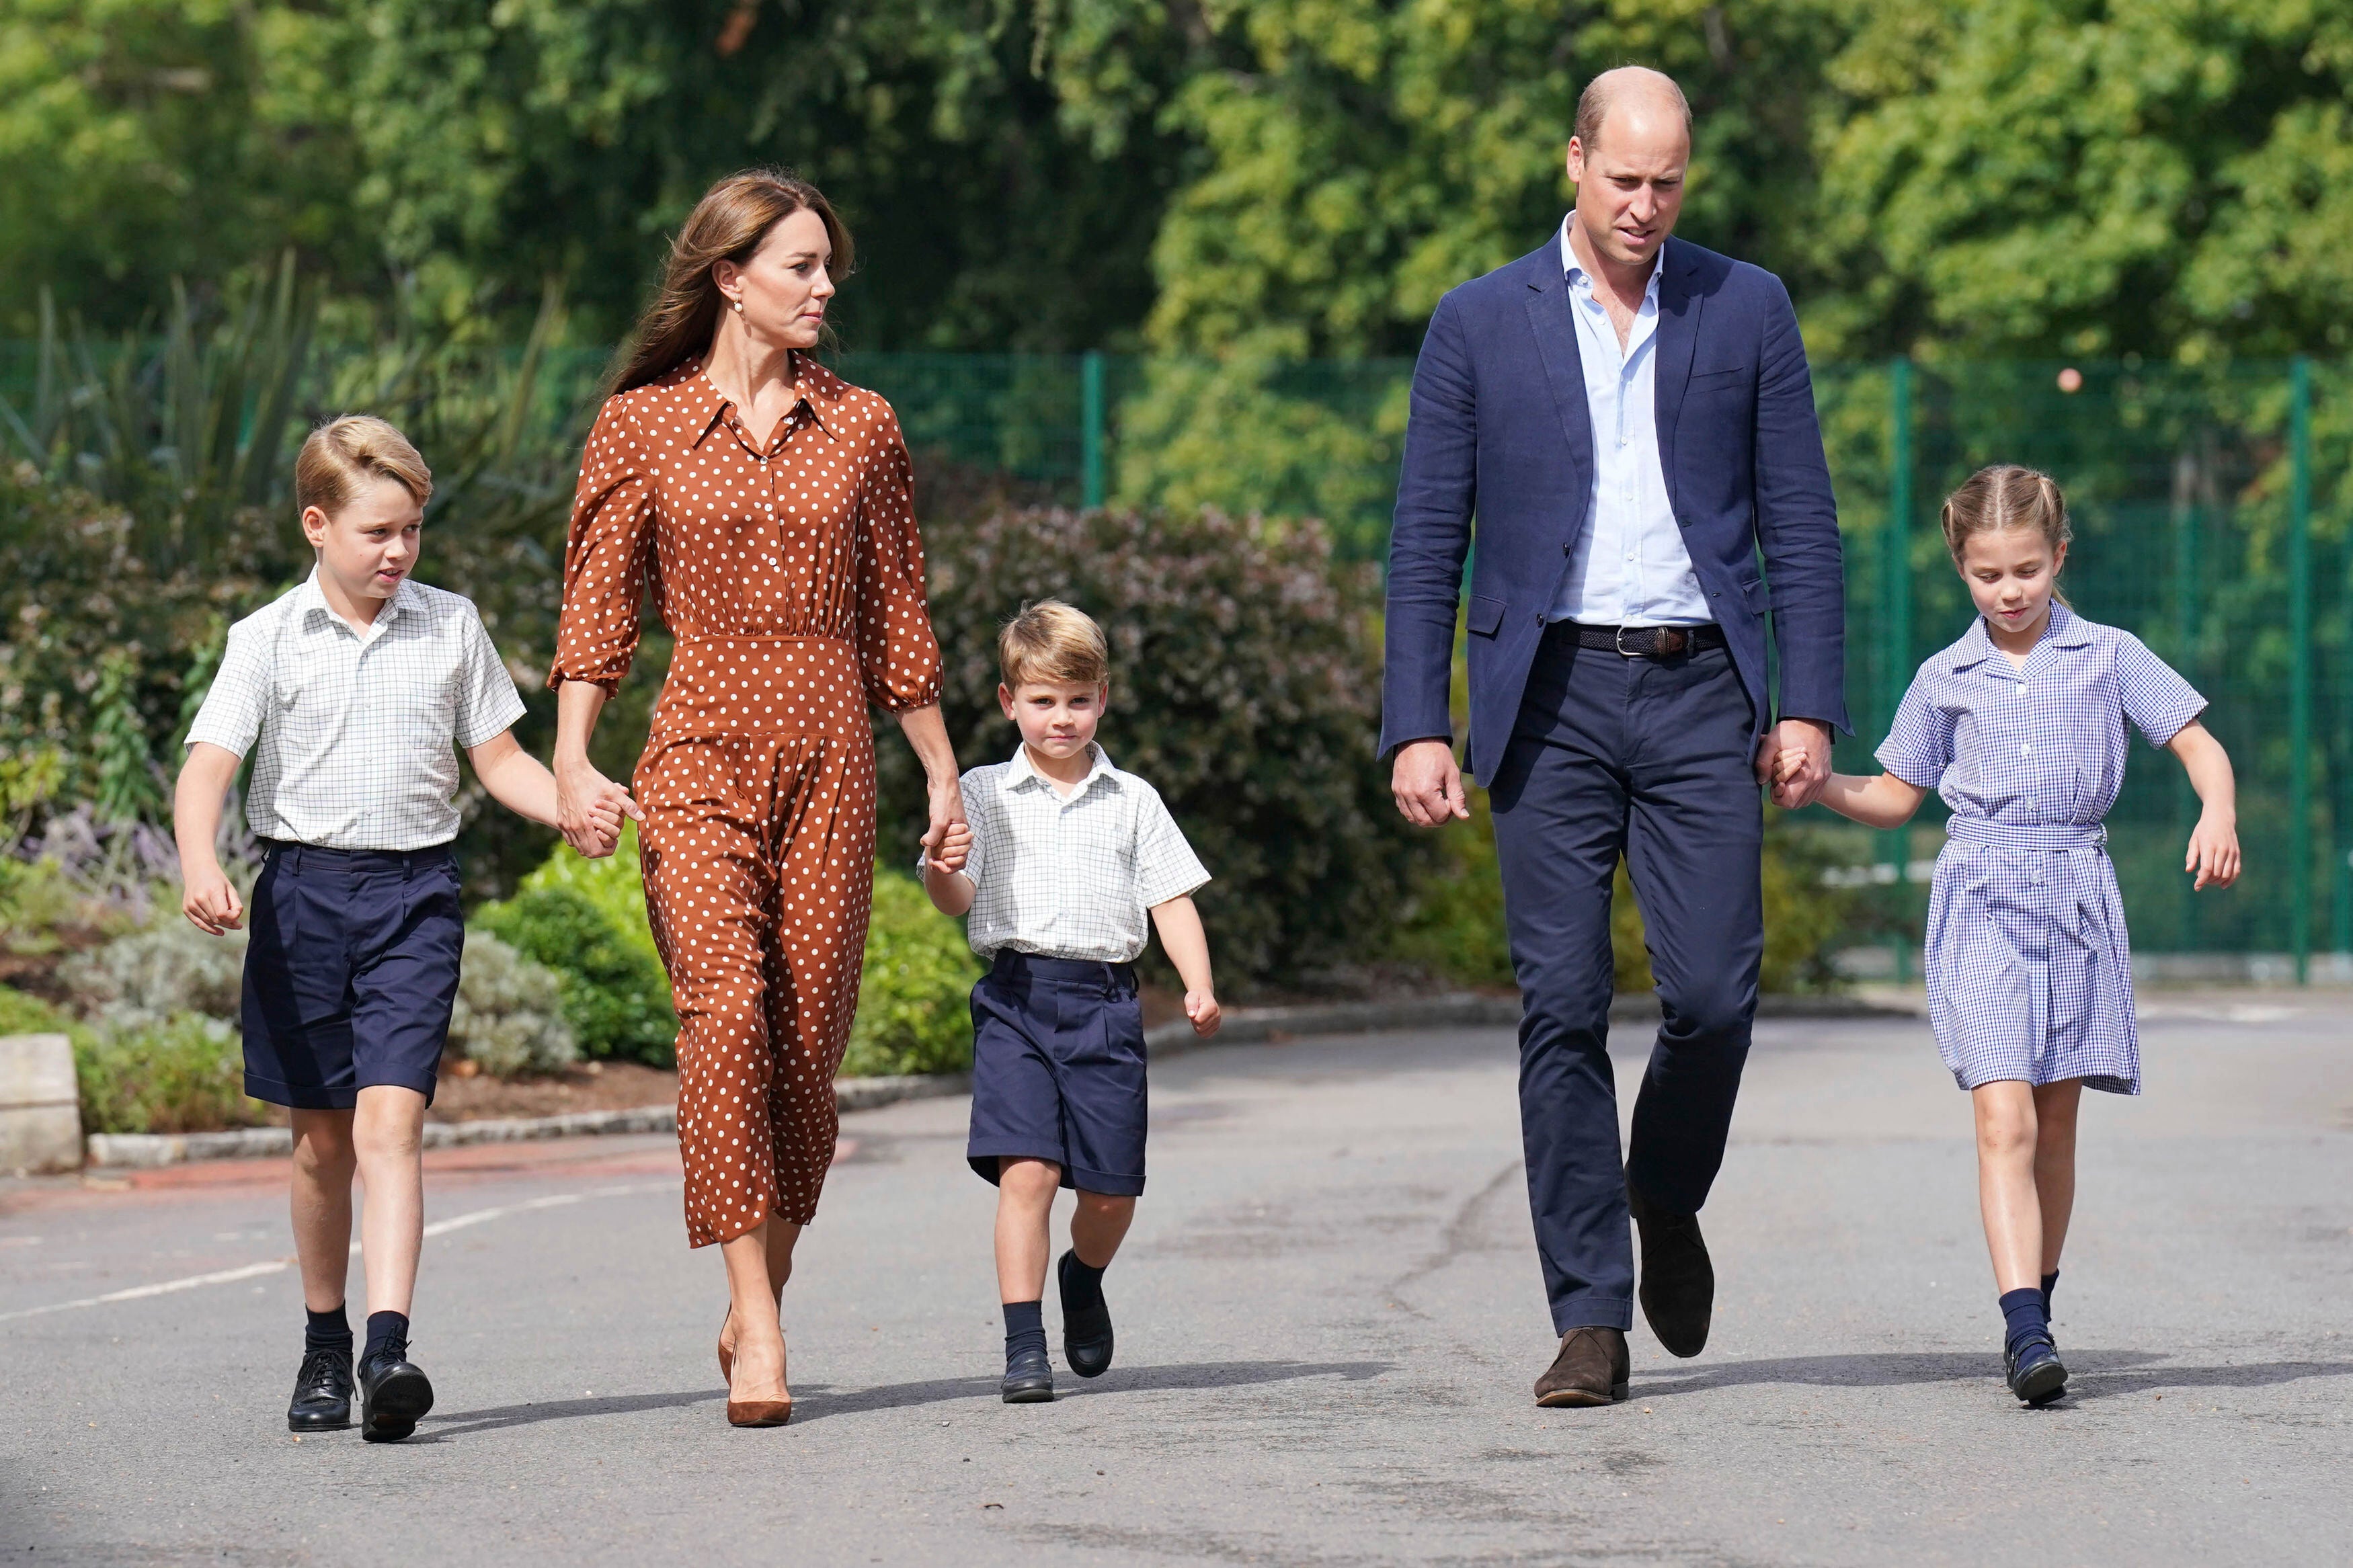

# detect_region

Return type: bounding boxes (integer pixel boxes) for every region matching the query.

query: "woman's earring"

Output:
[731,298,744,313]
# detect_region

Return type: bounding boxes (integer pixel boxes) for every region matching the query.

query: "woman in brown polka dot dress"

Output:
[549,171,963,1427]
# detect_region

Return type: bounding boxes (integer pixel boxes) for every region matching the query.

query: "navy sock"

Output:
[305,1303,352,1358]
[2041,1270,2059,1314]
[1003,1301,1047,1366]
[1998,1288,2050,1356]
[363,1310,410,1369]
[1061,1251,1107,1310]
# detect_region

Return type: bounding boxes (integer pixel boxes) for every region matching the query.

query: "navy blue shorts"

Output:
[241,841,465,1110]
[966,951,1148,1197]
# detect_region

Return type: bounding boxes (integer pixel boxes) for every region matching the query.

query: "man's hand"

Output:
[1757,718,1833,808]
[1391,738,1470,827]
[182,862,245,935]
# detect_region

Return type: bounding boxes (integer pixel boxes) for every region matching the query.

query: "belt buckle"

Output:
[1613,625,1639,658]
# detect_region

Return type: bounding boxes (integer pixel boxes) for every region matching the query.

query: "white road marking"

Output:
[0,1180,674,1325]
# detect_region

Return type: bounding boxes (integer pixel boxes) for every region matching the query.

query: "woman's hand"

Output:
[2186,810,2240,891]
[557,753,639,860]
[921,775,968,865]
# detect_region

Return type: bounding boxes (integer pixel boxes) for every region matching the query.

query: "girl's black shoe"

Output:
[2004,1335,2068,1407]
[288,1348,354,1432]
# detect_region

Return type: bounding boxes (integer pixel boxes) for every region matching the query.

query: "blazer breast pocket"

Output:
[1466,594,1507,638]
[1687,364,1751,393]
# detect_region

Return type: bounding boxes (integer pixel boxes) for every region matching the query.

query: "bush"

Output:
[73,1013,266,1137]
[446,930,578,1078]
[473,826,676,1066]
[877,504,1431,986]
[56,919,247,1034]
[840,868,982,1079]
[0,985,68,1036]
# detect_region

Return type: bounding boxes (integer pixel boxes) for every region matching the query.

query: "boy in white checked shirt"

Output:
[175,416,636,1442]
[922,600,1220,1403]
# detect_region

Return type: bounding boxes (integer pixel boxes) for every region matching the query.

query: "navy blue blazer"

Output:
[1380,235,1848,787]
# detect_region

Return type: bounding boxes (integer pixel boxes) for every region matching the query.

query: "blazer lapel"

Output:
[1652,237,1702,517]
[1521,249,1595,504]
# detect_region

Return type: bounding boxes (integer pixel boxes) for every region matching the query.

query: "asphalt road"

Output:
[4,995,2349,1566]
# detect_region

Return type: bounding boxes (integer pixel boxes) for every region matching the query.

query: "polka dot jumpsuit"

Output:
[551,356,943,1248]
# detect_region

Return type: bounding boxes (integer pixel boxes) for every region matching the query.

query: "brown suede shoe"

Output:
[1533,1326,1630,1407]
[1628,1180,1713,1358]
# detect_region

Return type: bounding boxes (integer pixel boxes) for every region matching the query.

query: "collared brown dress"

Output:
[551,356,943,1247]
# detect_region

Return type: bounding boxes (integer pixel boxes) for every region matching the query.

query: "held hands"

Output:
[556,756,644,860]
[924,819,972,876]
[1757,718,1832,808]
[182,863,245,936]
[2185,811,2241,891]
[1392,738,1470,827]
[1185,989,1222,1038]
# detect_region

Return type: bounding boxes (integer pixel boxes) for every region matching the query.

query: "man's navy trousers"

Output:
[1488,625,1763,1335]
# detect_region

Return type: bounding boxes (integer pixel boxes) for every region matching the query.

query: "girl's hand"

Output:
[2186,811,2241,891]
[1185,989,1222,1038]
[924,820,971,876]
[182,863,245,935]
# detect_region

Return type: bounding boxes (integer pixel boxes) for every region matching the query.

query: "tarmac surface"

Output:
[3,994,2349,1566]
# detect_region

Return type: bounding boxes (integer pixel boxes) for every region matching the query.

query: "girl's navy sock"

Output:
[363,1309,410,1368]
[1002,1301,1047,1365]
[2041,1270,2059,1313]
[305,1303,352,1358]
[1998,1288,2050,1355]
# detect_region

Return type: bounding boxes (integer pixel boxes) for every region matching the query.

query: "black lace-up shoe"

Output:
[358,1353,435,1442]
[1058,1250,1115,1378]
[287,1348,354,1432]
[1001,1347,1055,1403]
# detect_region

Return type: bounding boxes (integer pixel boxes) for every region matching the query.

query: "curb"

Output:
[79,993,1907,1169]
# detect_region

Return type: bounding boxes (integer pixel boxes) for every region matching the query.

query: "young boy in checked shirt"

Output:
[175,416,637,1441]
[922,600,1222,1403]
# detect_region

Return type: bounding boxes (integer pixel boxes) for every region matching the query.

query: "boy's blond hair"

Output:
[998,599,1108,689]
[294,415,433,518]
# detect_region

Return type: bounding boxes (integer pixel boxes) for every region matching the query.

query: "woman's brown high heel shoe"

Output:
[726,1397,792,1428]
[717,1309,733,1383]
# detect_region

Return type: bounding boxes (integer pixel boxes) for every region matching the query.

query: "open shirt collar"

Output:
[1002,741,1119,802]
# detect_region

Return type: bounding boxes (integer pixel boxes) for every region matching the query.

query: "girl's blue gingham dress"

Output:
[1878,604,2206,1095]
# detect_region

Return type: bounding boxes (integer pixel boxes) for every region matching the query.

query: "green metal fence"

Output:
[5,344,2344,971]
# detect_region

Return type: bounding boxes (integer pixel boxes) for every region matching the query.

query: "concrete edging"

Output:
[79,990,1906,1169]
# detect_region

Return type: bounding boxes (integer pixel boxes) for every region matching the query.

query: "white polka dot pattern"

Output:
[550,356,945,1248]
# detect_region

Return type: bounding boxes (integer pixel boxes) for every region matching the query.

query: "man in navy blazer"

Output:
[1382,67,1847,1407]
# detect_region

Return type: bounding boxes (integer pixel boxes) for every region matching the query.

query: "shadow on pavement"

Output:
[407,1359,1394,1438]
[785,1358,1395,1426]
[1630,1350,2353,1404]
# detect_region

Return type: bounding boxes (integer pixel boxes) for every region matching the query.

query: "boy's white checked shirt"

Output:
[949,743,1210,962]
[185,571,527,850]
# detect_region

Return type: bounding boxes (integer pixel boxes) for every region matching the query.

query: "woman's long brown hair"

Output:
[606,169,853,396]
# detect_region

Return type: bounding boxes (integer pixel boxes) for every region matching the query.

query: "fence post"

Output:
[1884,358,1914,981]
[1080,351,1106,509]
[2290,356,2313,983]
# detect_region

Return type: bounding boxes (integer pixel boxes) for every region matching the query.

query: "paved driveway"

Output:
[4,997,2348,1565]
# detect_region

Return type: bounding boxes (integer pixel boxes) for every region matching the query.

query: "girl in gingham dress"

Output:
[1801,465,2241,1407]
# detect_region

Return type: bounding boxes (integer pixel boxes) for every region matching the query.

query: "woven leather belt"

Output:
[1566,622,1726,658]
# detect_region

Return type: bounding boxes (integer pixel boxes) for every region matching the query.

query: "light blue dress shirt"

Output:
[1548,219,1713,628]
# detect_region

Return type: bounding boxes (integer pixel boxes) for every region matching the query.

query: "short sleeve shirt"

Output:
[1876,604,2206,827]
[185,572,526,850]
[951,743,1211,962]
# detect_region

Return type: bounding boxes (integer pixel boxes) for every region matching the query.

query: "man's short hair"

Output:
[998,599,1109,689]
[1574,66,1692,153]
[294,415,433,518]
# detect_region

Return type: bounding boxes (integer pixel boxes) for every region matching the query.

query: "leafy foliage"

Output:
[473,878,677,1068]
[446,929,579,1078]
[839,868,981,1078]
[56,919,246,1036]
[877,502,1431,985]
[73,1012,266,1137]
